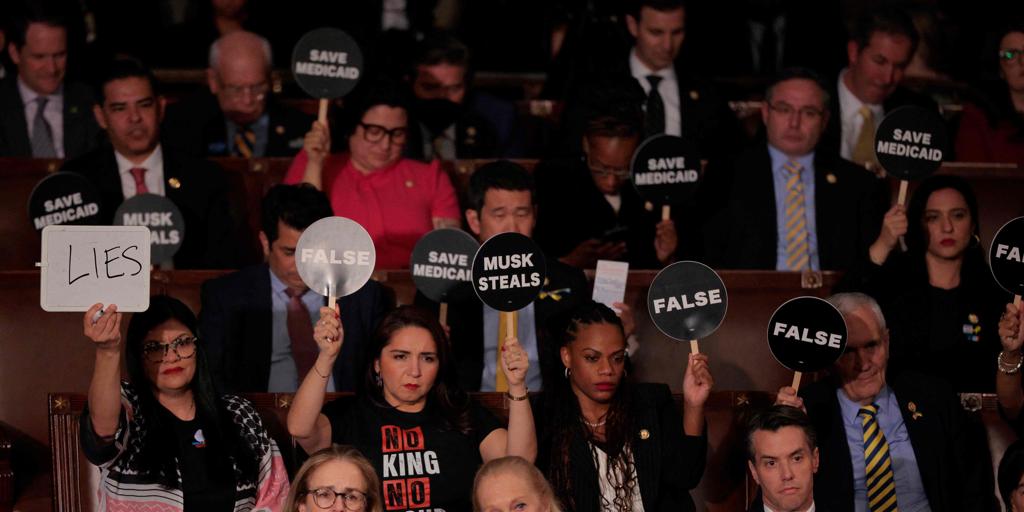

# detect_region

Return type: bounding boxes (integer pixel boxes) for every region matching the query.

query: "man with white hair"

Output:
[163,30,310,157]
[776,292,995,511]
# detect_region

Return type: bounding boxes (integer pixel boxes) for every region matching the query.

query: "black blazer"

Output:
[820,83,939,162]
[801,373,997,512]
[415,258,588,391]
[198,263,391,393]
[162,93,312,157]
[0,77,102,158]
[60,144,238,269]
[535,383,707,512]
[704,143,888,271]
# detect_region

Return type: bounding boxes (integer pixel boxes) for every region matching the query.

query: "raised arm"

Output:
[84,303,124,438]
[287,305,341,454]
[480,336,537,462]
[300,121,331,190]
[682,353,713,436]
[997,301,1024,420]
[868,204,907,266]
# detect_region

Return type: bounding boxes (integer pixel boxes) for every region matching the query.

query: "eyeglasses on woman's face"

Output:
[142,335,197,364]
[305,487,367,511]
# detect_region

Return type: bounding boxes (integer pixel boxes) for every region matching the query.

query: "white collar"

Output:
[837,68,883,118]
[763,500,815,512]
[115,144,163,176]
[17,76,63,106]
[629,47,675,80]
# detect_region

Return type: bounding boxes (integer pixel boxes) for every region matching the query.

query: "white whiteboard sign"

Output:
[39,225,151,312]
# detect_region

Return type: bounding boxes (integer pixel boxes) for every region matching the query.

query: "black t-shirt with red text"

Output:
[325,397,501,512]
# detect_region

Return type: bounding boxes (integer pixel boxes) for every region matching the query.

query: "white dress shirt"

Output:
[18,78,65,158]
[837,69,884,161]
[629,48,681,136]
[116,145,166,199]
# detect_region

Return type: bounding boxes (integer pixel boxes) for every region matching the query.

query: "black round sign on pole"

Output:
[472,232,547,312]
[411,228,480,303]
[113,194,185,265]
[874,105,947,181]
[647,260,728,342]
[767,296,848,373]
[27,172,103,232]
[990,217,1024,297]
[630,134,702,204]
[291,28,364,99]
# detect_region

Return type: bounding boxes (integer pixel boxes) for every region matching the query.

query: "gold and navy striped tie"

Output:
[783,160,809,270]
[860,404,899,512]
[234,127,256,158]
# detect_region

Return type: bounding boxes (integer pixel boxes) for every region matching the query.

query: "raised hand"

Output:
[313,305,343,359]
[654,219,678,264]
[870,204,908,264]
[999,302,1024,352]
[682,353,713,408]
[304,120,331,166]
[83,303,122,353]
[500,336,530,392]
[774,386,806,413]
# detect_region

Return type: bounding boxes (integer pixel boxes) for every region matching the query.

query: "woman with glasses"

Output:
[285,444,382,512]
[80,295,289,511]
[955,22,1024,166]
[288,306,536,512]
[285,79,461,269]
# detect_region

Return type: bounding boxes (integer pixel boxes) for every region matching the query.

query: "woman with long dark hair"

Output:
[536,300,712,512]
[846,174,1008,391]
[287,305,536,512]
[80,295,289,511]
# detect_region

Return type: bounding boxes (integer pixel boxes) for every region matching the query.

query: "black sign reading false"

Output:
[631,134,701,204]
[874,105,947,180]
[767,296,848,373]
[295,217,376,298]
[113,194,185,264]
[291,28,364,99]
[411,228,479,303]
[647,261,727,341]
[28,172,102,232]
[472,232,546,312]
[990,217,1024,296]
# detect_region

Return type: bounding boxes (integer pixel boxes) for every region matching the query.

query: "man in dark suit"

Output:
[746,405,821,512]
[162,31,310,158]
[200,184,390,393]
[823,7,938,168]
[777,292,996,512]
[417,161,591,391]
[61,58,236,269]
[0,7,100,158]
[705,68,887,271]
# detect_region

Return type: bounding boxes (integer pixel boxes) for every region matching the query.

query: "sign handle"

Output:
[689,339,699,354]
[662,205,671,222]
[328,295,336,309]
[439,302,448,327]
[1015,295,1022,308]
[318,98,329,124]
[897,180,909,252]
[791,371,802,392]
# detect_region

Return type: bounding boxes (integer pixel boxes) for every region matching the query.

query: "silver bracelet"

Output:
[998,350,1023,375]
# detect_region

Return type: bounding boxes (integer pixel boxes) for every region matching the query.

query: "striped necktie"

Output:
[860,404,899,512]
[783,160,809,271]
[234,126,256,158]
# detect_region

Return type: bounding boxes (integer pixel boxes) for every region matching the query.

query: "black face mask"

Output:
[412,98,463,134]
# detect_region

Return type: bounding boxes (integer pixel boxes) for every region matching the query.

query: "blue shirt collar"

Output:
[836,384,894,424]
[767,143,815,172]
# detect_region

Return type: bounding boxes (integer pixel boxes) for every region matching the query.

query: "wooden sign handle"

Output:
[662,205,671,222]
[318,98,329,124]
[328,295,337,309]
[897,180,909,252]
[439,302,448,327]
[1015,295,1022,308]
[791,371,803,392]
[689,339,699,354]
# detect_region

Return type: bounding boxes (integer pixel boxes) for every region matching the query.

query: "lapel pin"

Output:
[168,177,181,189]
[826,173,837,184]
[405,180,414,188]
[689,90,699,101]
[466,126,477,137]
[639,429,650,440]
[275,125,285,135]
[908,401,923,420]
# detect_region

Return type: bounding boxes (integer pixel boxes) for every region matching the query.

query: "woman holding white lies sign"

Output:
[535,301,713,512]
[287,306,536,512]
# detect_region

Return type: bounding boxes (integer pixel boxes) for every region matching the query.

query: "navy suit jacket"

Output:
[0,77,102,158]
[199,263,391,392]
[162,93,312,157]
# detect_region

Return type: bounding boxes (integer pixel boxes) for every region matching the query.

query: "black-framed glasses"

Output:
[305,487,367,511]
[586,154,631,179]
[767,101,825,120]
[999,48,1024,62]
[142,335,197,363]
[358,122,407,144]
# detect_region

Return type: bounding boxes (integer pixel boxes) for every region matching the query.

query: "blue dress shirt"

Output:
[481,303,543,391]
[268,268,336,392]
[768,144,820,271]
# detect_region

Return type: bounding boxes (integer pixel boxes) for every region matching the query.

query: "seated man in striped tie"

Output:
[703,68,888,272]
[776,292,997,511]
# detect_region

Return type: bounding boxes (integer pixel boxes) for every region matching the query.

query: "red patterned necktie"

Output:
[129,167,148,195]
[285,288,318,381]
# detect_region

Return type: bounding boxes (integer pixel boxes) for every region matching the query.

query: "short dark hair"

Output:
[582,75,645,140]
[1000,441,1024,510]
[95,58,159,105]
[339,77,410,140]
[746,405,817,462]
[466,160,535,212]
[260,183,333,244]
[850,7,920,55]
[413,32,470,69]
[764,67,832,110]
[629,0,686,20]
[6,2,66,50]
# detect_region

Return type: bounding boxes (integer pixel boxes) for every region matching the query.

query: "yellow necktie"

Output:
[496,311,517,392]
[852,106,877,166]
[783,160,809,271]
[860,404,899,512]
[234,127,256,158]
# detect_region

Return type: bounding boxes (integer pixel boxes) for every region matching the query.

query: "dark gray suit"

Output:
[0,77,102,158]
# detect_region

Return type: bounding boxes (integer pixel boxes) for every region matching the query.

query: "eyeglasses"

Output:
[999,48,1024,62]
[358,123,407,144]
[586,155,631,179]
[142,335,197,364]
[767,102,825,120]
[221,82,269,100]
[305,487,367,511]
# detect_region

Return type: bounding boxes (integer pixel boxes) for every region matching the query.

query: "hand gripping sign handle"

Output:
[791,371,803,392]
[495,311,518,392]
[1016,295,1022,308]
[689,339,699,354]
[662,205,671,222]
[439,302,449,327]
[318,99,329,124]
[897,180,909,252]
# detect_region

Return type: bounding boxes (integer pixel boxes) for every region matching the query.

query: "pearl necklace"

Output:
[582,417,607,428]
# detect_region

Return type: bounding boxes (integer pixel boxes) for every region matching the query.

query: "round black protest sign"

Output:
[647,260,727,341]
[411,228,479,303]
[630,134,701,204]
[767,296,848,373]
[28,172,102,232]
[472,232,546,312]
[291,28,363,99]
[990,217,1024,296]
[874,105,946,180]
[113,194,185,264]
[295,217,376,298]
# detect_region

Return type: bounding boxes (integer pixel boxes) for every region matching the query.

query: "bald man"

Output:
[163,31,311,158]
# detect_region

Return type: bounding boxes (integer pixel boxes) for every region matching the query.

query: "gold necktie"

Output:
[860,404,899,512]
[783,160,809,271]
[852,106,877,166]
